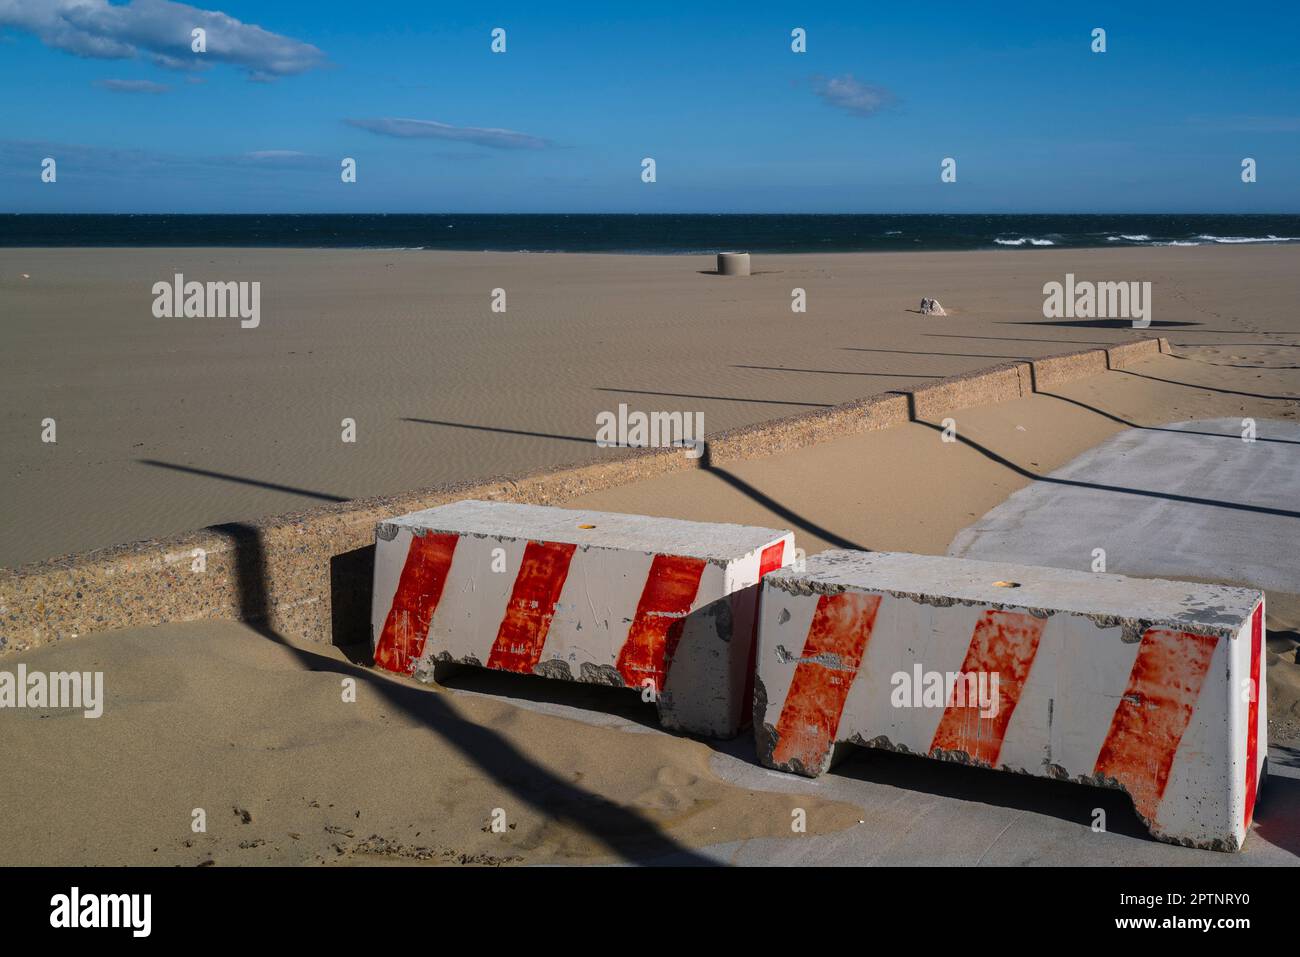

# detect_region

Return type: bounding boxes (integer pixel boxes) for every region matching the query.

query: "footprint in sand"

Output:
[634,787,691,813]
[655,766,697,787]
[632,767,701,812]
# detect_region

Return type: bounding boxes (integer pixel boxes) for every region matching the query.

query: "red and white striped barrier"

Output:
[371,500,792,737]
[755,551,1267,851]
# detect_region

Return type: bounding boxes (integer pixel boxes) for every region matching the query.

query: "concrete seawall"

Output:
[0,337,1167,657]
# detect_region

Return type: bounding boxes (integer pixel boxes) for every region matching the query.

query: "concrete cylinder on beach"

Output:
[717,251,751,276]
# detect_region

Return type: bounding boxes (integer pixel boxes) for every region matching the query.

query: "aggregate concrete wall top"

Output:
[1029,347,1111,389]
[908,362,1033,421]
[0,337,1166,657]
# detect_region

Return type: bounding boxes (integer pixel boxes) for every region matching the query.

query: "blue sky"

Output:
[1,0,1297,212]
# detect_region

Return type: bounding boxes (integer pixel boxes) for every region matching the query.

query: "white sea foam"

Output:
[994,237,1055,246]
[1196,234,1298,244]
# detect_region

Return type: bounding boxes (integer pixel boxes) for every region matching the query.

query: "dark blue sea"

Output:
[1,213,1297,252]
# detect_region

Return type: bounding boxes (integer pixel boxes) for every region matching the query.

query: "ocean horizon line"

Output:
[4,211,1298,217]
[3,212,1298,254]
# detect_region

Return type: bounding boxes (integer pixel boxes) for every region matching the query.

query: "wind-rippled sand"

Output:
[3,244,1297,567]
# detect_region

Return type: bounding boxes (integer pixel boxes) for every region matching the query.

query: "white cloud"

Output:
[0,138,330,174]
[236,149,321,167]
[0,0,326,77]
[812,74,897,117]
[94,77,169,93]
[346,117,550,150]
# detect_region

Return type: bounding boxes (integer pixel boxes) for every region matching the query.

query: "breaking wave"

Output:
[994,237,1056,246]
[1196,234,1299,244]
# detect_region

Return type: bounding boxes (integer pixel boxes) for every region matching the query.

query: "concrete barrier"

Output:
[908,362,1032,421]
[372,500,793,737]
[754,550,1266,851]
[0,338,1166,658]
[1030,348,1109,389]
[716,252,751,276]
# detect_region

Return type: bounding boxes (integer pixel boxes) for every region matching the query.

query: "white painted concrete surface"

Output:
[949,418,1300,595]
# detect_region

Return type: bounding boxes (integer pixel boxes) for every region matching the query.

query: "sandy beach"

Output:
[1,332,1298,865]
[3,244,1298,568]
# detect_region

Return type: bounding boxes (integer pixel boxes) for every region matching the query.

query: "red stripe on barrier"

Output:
[615,554,707,691]
[742,541,788,722]
[485,540,578,674]
[1093,628,1219,824]
[1244,603,1264,829]
[757,541,787,581]
[929,610,1046,766]
[771,592,881,771]
[373,532,460,674]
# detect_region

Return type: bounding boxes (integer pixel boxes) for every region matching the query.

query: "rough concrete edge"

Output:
[0,337,1166,657]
